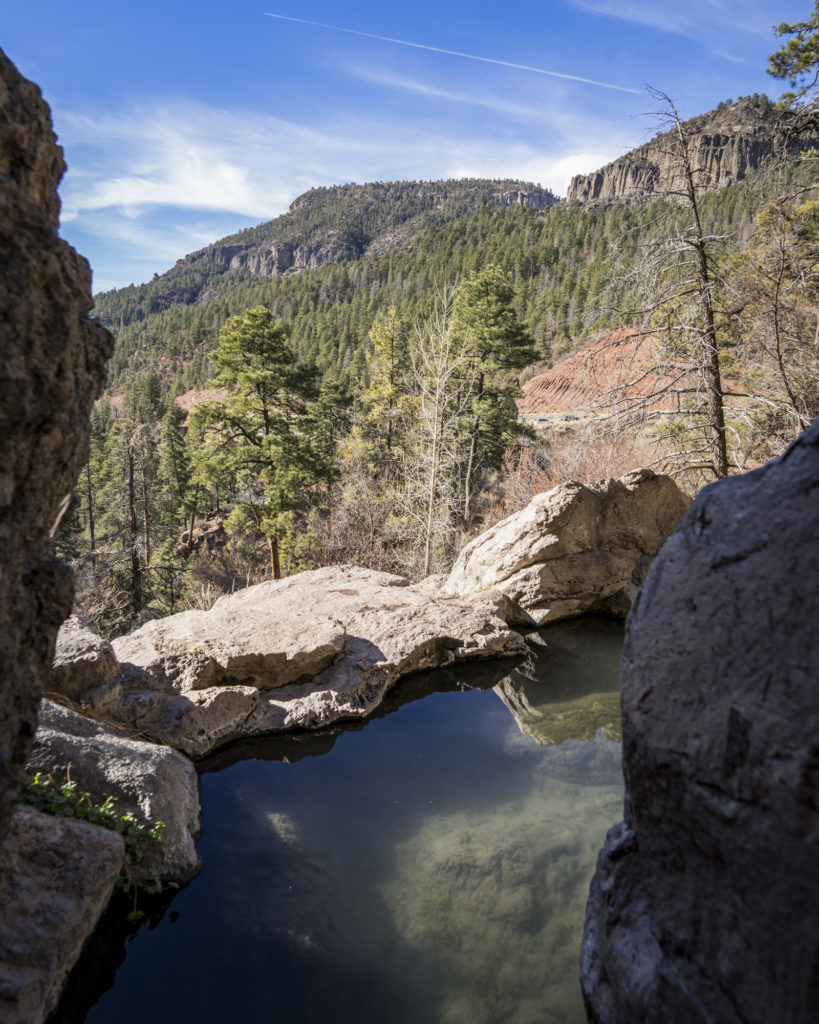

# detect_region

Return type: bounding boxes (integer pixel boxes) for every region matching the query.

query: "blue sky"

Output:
[3,0,805,292]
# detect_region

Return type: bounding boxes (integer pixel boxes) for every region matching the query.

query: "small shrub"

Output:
[18,773,167,909]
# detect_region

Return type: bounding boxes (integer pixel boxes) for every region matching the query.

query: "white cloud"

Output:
[53,97,637,287]
[346,67,548,121]
[567,0,773,40]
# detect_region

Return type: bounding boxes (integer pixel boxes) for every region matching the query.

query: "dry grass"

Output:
[484,420,664,524]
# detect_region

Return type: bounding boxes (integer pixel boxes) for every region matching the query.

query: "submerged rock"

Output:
[385,757,622,1024]
[444,470,689,624]
[110,565,526,757]
[26,701,201,884]
[0,806,123,1024]
[581,419,819,1023]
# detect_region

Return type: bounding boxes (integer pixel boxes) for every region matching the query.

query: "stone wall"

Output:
[0,49,112,838]
[581,420,819,1023]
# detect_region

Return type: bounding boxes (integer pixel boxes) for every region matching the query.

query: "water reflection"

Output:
[54,617,624,1024]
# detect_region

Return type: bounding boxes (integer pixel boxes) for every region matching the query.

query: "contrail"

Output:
[264,13,642,95]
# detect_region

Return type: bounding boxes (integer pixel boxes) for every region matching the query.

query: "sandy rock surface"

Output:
[110,565,526,757]
[445,469,689,623]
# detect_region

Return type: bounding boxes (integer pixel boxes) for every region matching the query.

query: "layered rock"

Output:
[445,470,689,623]
[27,701,201,884]
[109,565,526,757]
[0,50,112,838]
[566,99,776,205]
[0,806,123,1024]
[581,419,819,1023]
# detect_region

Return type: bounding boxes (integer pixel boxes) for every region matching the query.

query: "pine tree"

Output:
[452,265,536,522]
[190,306,332,579]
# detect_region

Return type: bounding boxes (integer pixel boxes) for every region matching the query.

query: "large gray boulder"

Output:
[111,565,526,757]
[26,701,201,884]
[0,806,123,1024]
[51,617,121,712]
[445,470,689,623]
[0,49,112,838]
[581,420,819,1023]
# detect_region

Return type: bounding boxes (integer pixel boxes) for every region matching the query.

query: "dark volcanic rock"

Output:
[0,49,112,839]
[581,419,819,1023]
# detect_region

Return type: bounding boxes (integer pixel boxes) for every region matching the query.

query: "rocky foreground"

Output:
[581,419,819,1023]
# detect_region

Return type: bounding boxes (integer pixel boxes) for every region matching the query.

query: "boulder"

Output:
[0,49,112,838]
[51,617,120,711]
[26,700,201,884]
[581,420,819,1023]
[445,470,689,623]
[0,806,123,1024]
[110,565,526,757]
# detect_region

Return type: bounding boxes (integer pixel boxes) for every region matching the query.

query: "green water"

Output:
[54,617,624,1024]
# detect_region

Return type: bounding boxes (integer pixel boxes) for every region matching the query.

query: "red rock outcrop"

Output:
[518,330,678,417]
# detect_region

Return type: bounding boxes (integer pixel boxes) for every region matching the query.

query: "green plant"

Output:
[18,773,168,915]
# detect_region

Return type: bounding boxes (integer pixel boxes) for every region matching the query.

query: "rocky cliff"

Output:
[581,418,819,1023]
[566,98,777,205]
[0,49,112,839]
[174,178,557,281]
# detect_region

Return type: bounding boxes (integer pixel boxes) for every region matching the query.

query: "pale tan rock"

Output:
[120,685,260,759]
[108,566,525,756]
[0,806,123,1024]
[27,700,201,883]
[51,617,119,701]
[113,603,346,691]
[445,470,689,623]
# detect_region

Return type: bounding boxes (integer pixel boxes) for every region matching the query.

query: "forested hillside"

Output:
[96,169,763,398]
[64,87,818,638]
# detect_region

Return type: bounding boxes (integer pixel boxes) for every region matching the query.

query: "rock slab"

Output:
[0,49,112,838]
[445,470,689,623]
[0,806,123,1024]
[581,419,819,1023]
[27,700,201,884]
[111,565,526,757]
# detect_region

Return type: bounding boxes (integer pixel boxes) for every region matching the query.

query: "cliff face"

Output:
[581,419,819,1023]
[0,49,112,838]
[567,99,776,205]
[173,179,557,281]
[200,231,363,279]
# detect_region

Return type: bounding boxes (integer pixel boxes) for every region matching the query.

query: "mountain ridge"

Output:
[566,95,780,205]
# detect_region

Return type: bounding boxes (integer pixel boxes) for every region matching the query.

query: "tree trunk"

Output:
[675,110,729,479]
[141,461,152,565]
[85,460,96,571]
[127,446,143,616]
[268,535,281,580]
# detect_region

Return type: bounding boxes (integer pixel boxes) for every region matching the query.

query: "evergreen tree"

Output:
[452,266,536,521]
[190,306,332,579]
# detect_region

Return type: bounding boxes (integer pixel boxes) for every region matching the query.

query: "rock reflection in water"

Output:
[495,616,623,745]
[61,617,624,1024]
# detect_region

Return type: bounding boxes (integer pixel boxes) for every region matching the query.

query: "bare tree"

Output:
[594,89,734,480]
[394,293,476,578]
